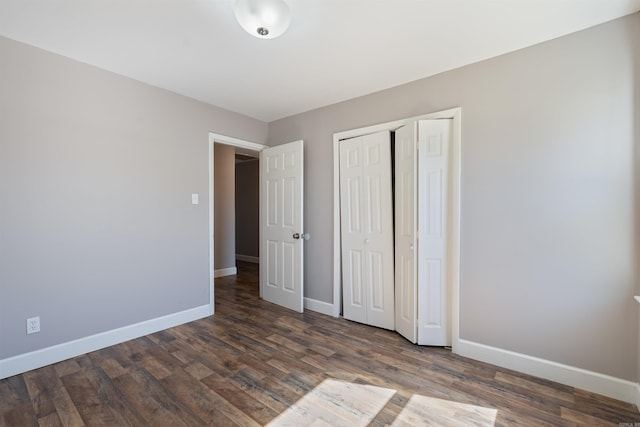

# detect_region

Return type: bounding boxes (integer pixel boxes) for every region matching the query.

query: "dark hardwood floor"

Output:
[2,261,639,426]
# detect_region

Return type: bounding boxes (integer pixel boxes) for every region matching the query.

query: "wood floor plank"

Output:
[22,370,58,420]
[202,376,279,425]
[1,261,639,426]
[26,366,85,427]
[36,412,64,427]
[52,359,82,378]
[127,366,207,426]
[560,406,618,426]
[83,367,149,427]
[161,368,260,427]
[495,371,576,404]
[96,357,127,379]
[224,368,299,413]
[111,372,192,427]
[59,369,121,426]
[3,403,38,427]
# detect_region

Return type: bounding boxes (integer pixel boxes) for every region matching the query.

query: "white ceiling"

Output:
[1,0,639,122]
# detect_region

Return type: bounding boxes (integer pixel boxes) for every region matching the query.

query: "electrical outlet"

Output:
[26,317,40,334]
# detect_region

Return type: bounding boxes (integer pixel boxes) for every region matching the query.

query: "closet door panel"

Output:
[340,132,394,330]
[361,132,395,330]
[340,137,367,324]
[394,123,418,343]
[417,119,451,346]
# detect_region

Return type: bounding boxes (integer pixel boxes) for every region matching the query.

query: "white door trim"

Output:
[332,107,462,352]
[208,132,267,315]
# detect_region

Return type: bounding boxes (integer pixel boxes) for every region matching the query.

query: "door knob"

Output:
[302,233,310,240]
[293,233,300,240]
[364,238,370,244]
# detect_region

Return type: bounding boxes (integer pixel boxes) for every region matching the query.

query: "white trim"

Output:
[304,297,335,317]
[208,133,267,153]
[332,107,462,343]
[236,254,260,263]
[332,135,341,318]
[449,108,462,353]
[209,139,215,315]
[0,304,210,380]
[457,339,638,404]
[636,383,640,411]
[259,148,264,300]
[214,267,237,278]
[208,132,267,315]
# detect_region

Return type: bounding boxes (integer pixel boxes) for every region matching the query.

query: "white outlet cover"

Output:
[26,316,40,334]
[191,193,199,205]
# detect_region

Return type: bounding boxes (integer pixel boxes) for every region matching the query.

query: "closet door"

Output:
[395,119,452,346]
[417,119,451,346]
[340,131,395,330]
[394,123,418,343]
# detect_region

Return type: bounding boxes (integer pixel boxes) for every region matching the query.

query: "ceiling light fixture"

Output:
[234,0,292,39]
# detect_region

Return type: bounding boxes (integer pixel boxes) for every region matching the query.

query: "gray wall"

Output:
[235,159,259,258]
[268,14,640,381]
[214,144,236,270]
[0,36,267,360]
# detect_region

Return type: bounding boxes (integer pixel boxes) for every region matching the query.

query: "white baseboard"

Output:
[236,254,259,263]
[214,267,237,277]
[304,297,334,316]
[636,383,640,411]
[0,304,211,380]
[457,339,637,404]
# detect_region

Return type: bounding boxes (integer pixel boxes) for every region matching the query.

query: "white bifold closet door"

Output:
[395,119,451,346]
[339,131,395,330]
[394,123,418,342]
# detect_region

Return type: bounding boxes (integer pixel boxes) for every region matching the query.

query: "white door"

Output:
[339,131,394,330]
[260,140,304,313]
[394,123,418,343]
[417,120,451,345]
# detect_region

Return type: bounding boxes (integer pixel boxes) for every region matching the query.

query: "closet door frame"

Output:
[332,107,462,352]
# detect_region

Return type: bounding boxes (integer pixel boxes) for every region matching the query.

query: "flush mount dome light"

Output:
[234,0,291,39]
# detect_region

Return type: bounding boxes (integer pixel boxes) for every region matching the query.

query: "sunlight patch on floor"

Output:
[391,394,497,426]
[267,378,498,426]
[266,379,395,427]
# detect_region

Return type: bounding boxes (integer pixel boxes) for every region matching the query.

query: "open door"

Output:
[259,140,304,313]
[394,123,418,343]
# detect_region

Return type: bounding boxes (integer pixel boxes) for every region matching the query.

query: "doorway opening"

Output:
[235,154,260,265]
[208,133,267,315]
